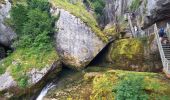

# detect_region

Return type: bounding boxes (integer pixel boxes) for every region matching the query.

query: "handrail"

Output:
[154,24,169,73]
[128,13,135,38]
[166,23,170,39]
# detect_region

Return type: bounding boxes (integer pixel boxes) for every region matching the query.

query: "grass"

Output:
[0,47,59,87]
[91,70,170,100]
[51,0,108,42]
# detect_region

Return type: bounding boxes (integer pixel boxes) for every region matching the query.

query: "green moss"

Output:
[91,70,170,100]
[111,39,144,67]
[103,25,117,38]
[0,47,59,87]
[51,0,108,42]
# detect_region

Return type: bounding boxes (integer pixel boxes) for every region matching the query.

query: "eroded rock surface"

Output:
[143,0,170,28]
[0,0,16,47]
[0,72,16,91]
[52,8,106,70]
[0,61,62,99]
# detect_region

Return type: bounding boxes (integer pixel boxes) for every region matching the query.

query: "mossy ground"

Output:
[51,0,108,42]
[0,47,59,87]
[91,70,170,100]
[44,67,170,100]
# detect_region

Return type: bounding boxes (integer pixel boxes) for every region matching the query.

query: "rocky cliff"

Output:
[143,0,170,28]
[0,0,16,47]
[0,0,169,99]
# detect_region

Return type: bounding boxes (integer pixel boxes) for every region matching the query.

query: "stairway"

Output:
[162,44,170,60]
[154,24,170,76]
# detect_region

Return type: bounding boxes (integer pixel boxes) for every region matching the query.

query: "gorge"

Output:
[1,0,170,100]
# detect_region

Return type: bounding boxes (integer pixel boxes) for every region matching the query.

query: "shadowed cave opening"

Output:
[0,43,12,60]
[88,41,114,66]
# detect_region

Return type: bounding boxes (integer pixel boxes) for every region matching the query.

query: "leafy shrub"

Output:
[27,0,51,12]
[114,74,149,100]
[10,4,28,34]
[11,0,54,50]
[91,0,105,16]
[17,75,28,88]
[7,0,57,87]
[21,9,53,49]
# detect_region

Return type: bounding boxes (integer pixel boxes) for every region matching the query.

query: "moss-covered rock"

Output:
[0,48,62,99]
[110,39,144,69]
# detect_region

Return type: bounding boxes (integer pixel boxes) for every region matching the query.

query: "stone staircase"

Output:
[154,24,170,77]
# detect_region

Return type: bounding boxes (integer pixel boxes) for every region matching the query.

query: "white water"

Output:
[36,82,55,100]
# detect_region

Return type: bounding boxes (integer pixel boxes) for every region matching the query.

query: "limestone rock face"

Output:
[102,0,133,26]
[0,72,16,92]
[143,0,170,28]
[0,0,16,47]
[52,8,106,70]
[0,61,61,99]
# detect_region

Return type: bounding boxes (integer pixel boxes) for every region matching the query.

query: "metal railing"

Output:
[154,24,170,73]
[166,23,170,39]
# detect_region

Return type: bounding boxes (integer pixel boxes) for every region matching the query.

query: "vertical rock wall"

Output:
[0,0,16,47]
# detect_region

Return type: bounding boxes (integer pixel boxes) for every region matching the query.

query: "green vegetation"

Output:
[115,75,148,100]
[91,72,116,100]
[0,48,58,88]
[111,39,144,68]
[129,0,141,11]
[51,0,108,42]
[10,4,28,34]
[85,0,105,19]
[91,70,170,100]
[103,25,117,37]
[0,0,58,88]
[91,0,105,16]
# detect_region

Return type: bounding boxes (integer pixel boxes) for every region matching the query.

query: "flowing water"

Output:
[36,67,84,100]
[36,82,56,100]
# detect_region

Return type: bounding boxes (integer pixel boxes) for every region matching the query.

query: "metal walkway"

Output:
[154,24,170,76]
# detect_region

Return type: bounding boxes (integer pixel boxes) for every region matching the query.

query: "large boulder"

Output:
[0,0,16,47]
[52,8,106,70]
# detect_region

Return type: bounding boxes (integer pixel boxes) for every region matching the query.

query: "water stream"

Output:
[35,67,84,100]
[36,82,56,100]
